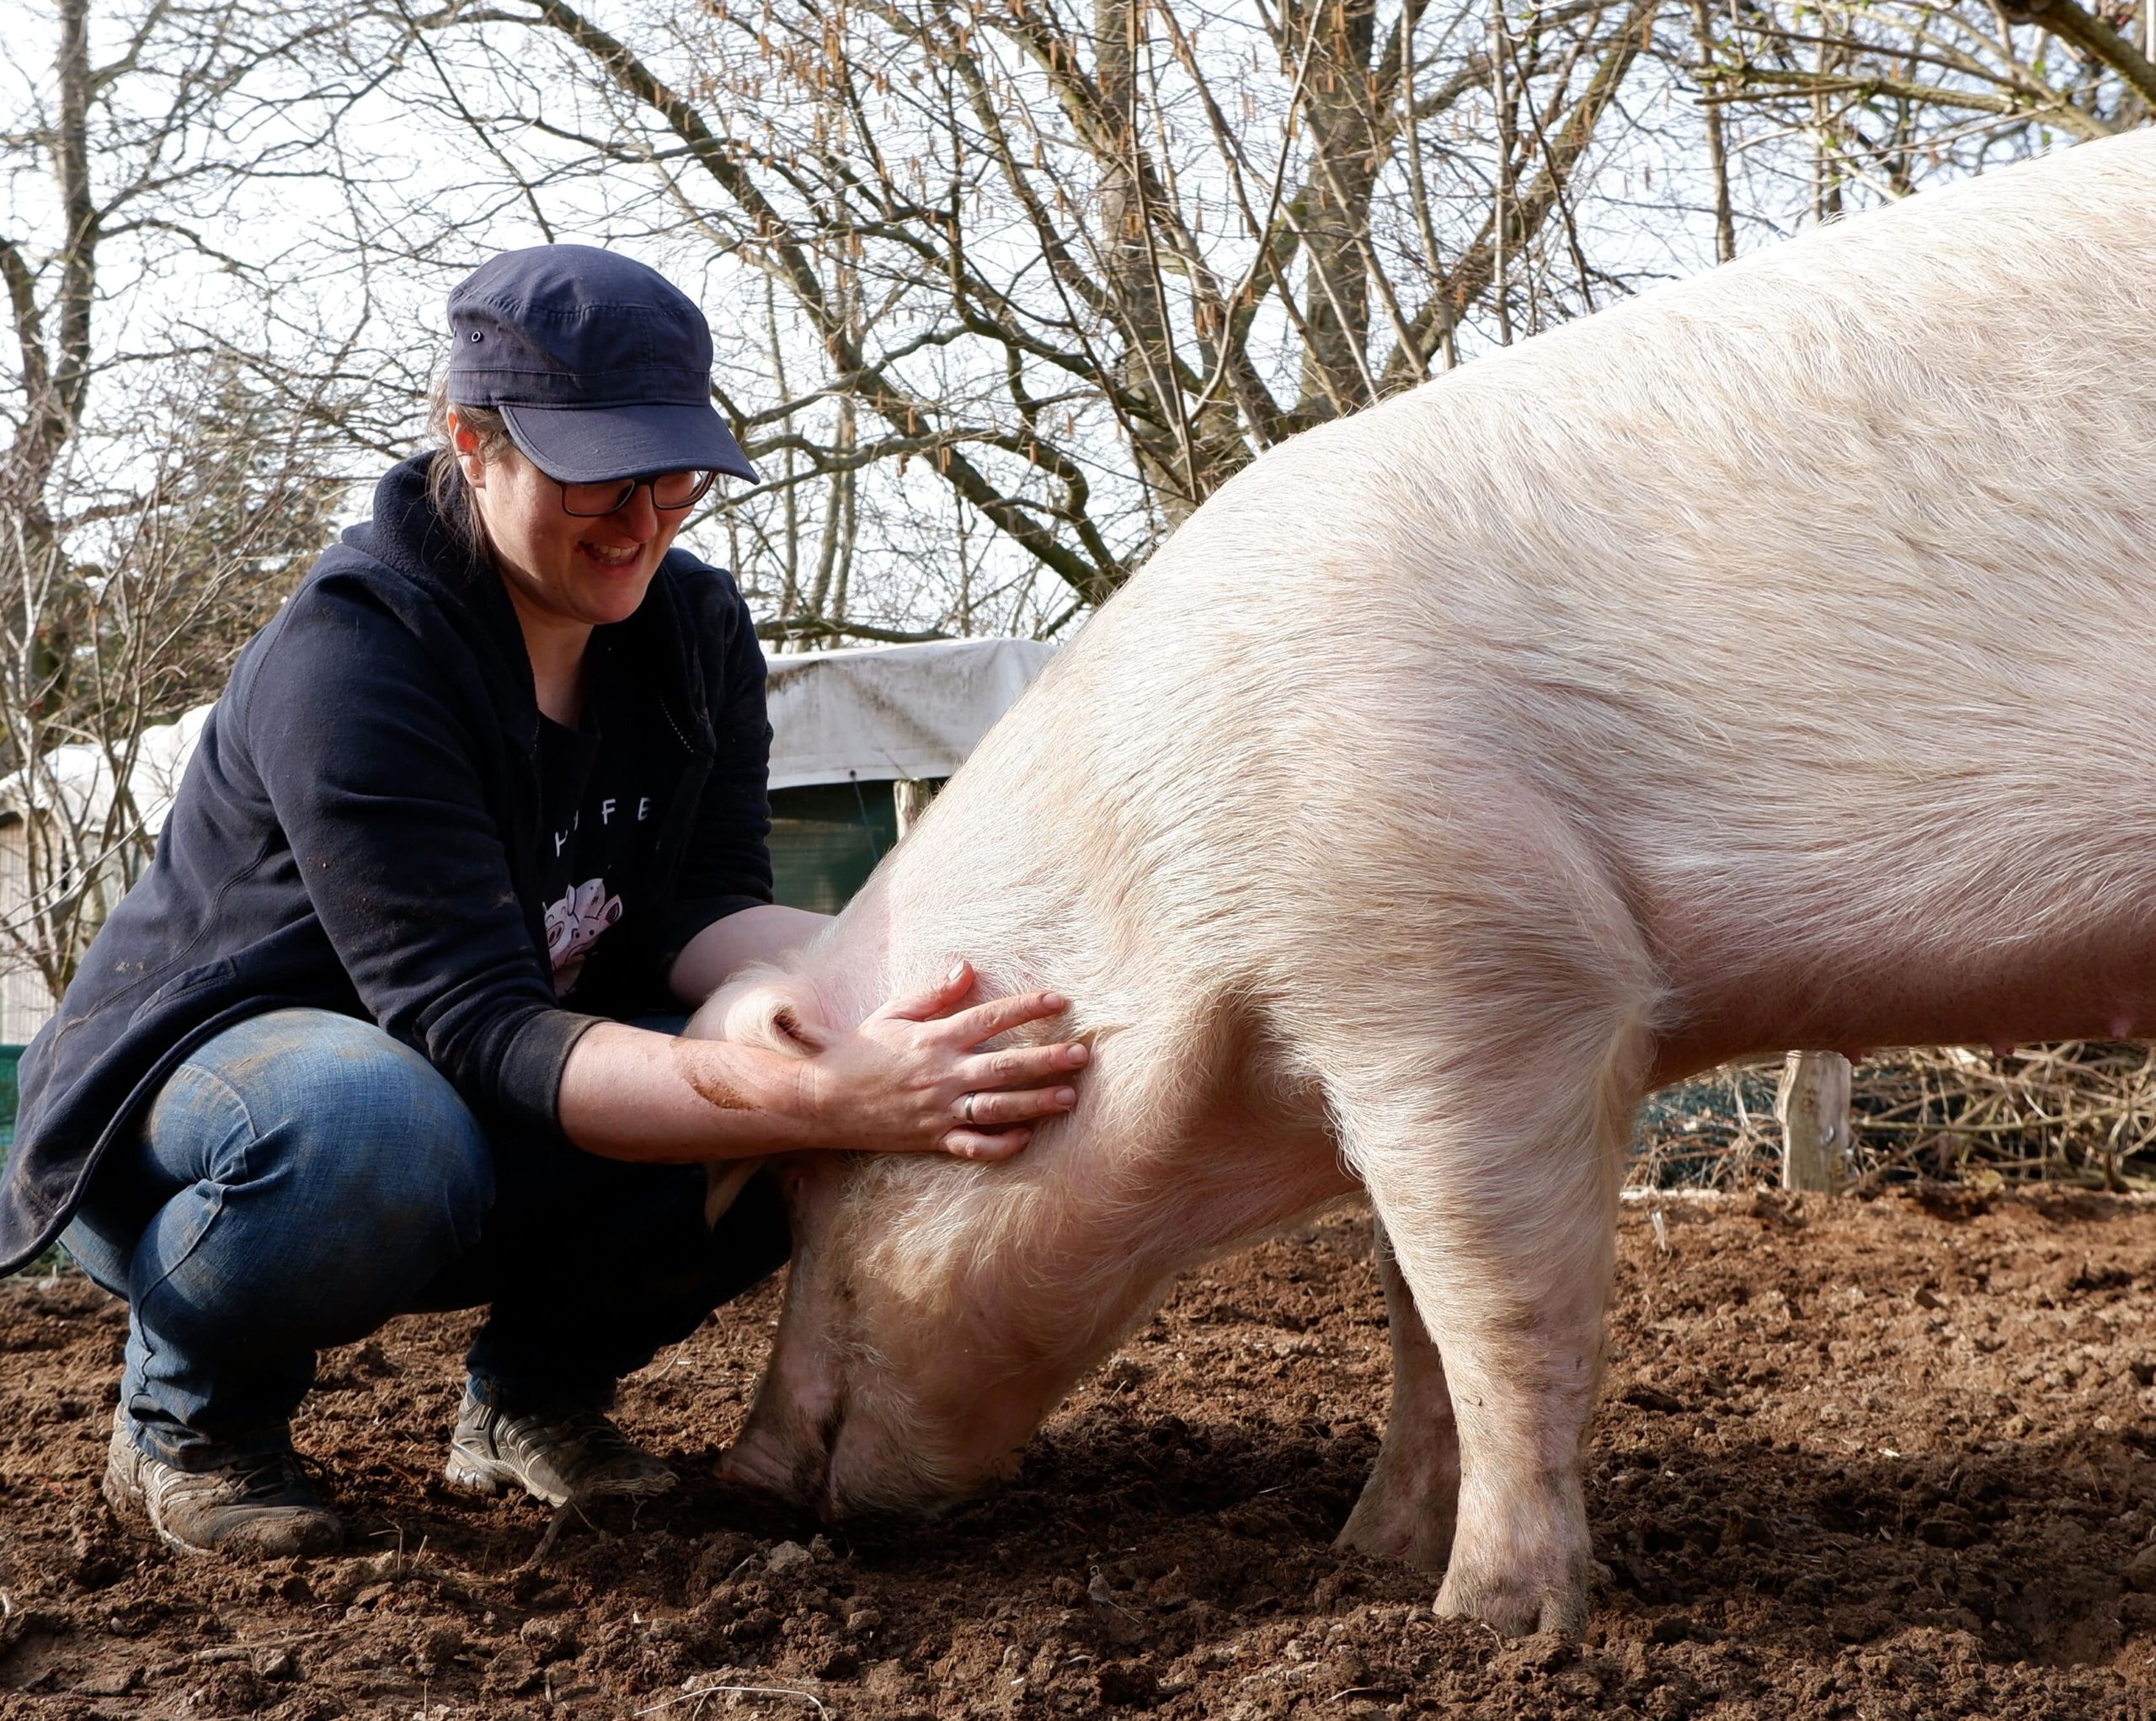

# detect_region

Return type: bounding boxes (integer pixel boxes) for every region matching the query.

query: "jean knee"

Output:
[174,1010,495,1259]
[320,1056,494,1253]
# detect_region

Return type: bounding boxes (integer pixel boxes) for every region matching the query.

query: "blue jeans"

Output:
[61,1007,789,1469]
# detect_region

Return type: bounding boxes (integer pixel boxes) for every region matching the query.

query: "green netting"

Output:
[769,780,901,916]
[0,1043,19,1155]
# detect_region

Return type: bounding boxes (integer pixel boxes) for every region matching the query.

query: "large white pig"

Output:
[698,132,2156,1637]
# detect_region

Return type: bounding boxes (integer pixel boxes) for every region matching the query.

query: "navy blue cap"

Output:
[446,244,757,484]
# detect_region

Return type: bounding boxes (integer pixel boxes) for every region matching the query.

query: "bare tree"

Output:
[1,358,341,1004]
[343,0,1662,639]
[1685,0,2153,212]
[0,0,356,1001]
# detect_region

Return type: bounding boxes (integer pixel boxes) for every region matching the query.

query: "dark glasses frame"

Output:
[556,470,719,517]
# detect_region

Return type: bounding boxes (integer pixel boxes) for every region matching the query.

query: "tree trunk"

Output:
[1294,0,1382,416]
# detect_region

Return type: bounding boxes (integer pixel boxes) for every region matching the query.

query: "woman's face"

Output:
[455,415,689,635]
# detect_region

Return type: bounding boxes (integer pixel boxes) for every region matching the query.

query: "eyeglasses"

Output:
[556,469,719,517]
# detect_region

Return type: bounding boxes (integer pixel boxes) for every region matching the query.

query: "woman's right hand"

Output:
[803,961,1088,1162]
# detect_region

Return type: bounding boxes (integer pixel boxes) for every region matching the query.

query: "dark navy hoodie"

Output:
[0,456,774,1276]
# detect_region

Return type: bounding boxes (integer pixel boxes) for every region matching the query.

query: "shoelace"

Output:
[216,1451,320,1504]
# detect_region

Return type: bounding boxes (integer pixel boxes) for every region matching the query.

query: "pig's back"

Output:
[905,133,2156,1066]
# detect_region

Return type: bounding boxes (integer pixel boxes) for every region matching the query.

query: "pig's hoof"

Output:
[1434,1560,1590,1640]
[1336,1490,1455,1572]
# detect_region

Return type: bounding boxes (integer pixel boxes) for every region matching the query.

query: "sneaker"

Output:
[444,1389,677,1506]
[103,1408,343,1558]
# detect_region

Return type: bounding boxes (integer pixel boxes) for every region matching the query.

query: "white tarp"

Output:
[0,703,213,839]
[764,637,1054,789]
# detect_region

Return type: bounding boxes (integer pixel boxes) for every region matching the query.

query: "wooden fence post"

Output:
[1776,1050,1852,1193]
[894,779,935,839]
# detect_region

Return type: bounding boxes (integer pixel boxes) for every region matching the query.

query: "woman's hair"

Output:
[425,375,515,552]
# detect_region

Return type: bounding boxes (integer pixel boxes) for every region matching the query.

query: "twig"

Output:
[199,1628,336,1660]
[517,1501,580,1572]
[147,1627,338,1676]
[634,1682,830,1717]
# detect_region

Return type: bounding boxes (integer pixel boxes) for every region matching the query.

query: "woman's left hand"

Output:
[803,961,1089,1161]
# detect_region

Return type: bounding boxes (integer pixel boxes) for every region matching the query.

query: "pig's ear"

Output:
[725,977,835,1056]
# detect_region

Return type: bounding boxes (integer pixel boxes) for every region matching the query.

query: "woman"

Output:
[0,246,1086,1558]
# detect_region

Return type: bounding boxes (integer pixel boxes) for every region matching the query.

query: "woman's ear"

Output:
[446,409,488,488]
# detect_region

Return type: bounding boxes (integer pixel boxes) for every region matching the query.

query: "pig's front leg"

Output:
[1357,1062,1630,1639]
[1336,1216,1460,1570]
[1300,783,1652,1636]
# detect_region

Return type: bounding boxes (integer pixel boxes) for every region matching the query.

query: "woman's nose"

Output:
[611,486,661,539]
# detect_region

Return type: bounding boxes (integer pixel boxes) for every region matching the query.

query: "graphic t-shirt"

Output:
[534,664,659,1000]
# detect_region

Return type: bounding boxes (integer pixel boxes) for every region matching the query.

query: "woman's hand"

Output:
[803,961,1088,1162]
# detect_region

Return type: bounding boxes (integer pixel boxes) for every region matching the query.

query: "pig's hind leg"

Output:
[1336,1216,1462,1571]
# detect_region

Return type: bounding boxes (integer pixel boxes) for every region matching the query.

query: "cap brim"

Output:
[499,400,758,484]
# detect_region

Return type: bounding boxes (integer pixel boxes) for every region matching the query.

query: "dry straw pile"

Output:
[1631,1043,2156,1194]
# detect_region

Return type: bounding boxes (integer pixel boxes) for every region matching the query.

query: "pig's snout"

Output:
[726,1372,983,1530]
[722,1424,932,1536]
[721,1403,842,1521]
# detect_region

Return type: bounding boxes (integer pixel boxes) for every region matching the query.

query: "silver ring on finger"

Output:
[959,1091,979,1128]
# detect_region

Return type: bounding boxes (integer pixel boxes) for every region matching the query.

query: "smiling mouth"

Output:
[579,542,640,568]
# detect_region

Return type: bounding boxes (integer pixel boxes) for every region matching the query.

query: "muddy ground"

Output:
[8,1190,2156,1718]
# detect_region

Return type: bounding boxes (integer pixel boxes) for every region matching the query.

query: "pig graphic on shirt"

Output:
[544,878,622,996]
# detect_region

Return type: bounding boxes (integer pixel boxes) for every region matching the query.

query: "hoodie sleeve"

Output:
[229,575,599,1143]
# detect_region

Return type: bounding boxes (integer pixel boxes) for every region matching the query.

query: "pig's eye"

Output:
[773,1006,813,1047]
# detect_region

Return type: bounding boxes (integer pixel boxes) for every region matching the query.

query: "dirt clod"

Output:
[766,1537,813,1575]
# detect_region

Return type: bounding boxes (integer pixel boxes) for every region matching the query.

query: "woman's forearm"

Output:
[558,1020,825,1162]
[557,965,1089,1168]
